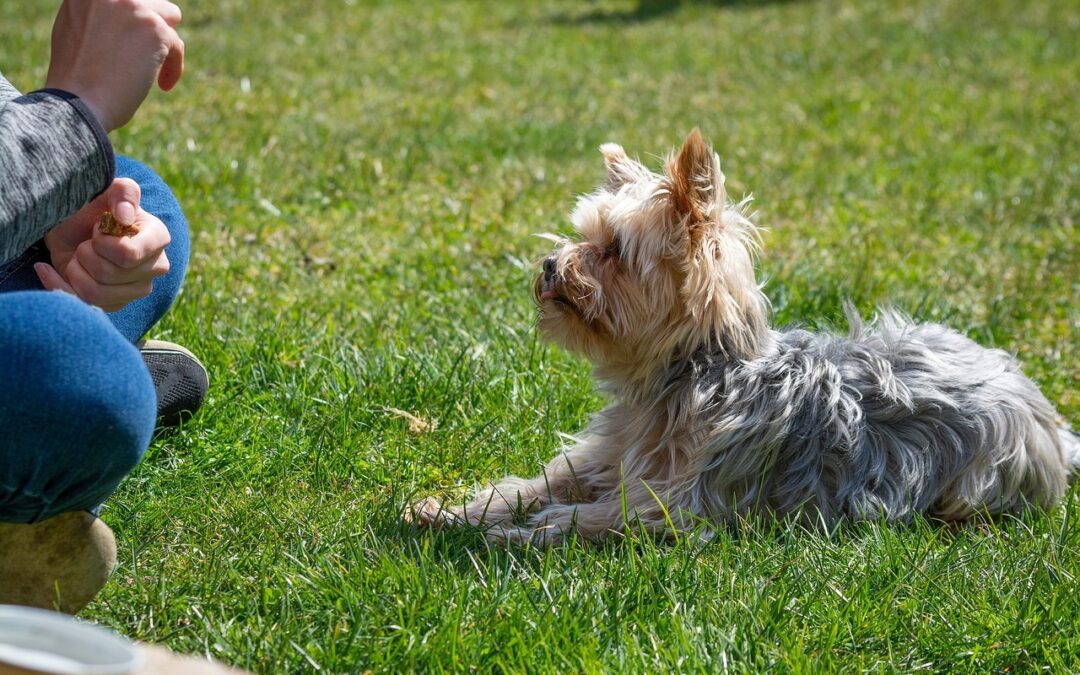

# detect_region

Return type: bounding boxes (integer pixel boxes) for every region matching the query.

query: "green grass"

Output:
[3,0,1079,671]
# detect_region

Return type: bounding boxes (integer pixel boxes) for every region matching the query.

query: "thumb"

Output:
[105,178,142,226]
[34,262,77,296]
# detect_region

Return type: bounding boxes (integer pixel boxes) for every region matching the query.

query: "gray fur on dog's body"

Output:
[411,131,1076,545]
[665,313,1071,526]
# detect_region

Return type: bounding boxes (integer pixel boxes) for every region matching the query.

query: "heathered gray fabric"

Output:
[0,71,114,265]
[0,75,19,105]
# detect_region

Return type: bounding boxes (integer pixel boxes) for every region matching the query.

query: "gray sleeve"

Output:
[0,75,20,104]
[0,74,115,264]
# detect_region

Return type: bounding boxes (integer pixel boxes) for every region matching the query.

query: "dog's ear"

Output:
[666,129,725,228]
[668,130,766,359]
[600,143,648,191]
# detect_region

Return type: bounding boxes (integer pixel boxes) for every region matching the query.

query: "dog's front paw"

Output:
[404,497,465,529]
[485,524,566,548]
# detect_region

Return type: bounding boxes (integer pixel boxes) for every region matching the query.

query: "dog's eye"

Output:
[603,237,621,259]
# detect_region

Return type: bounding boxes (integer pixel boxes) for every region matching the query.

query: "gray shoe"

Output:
[0,512,117,614]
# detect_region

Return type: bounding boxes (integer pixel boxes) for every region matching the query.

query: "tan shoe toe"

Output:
[0,512,117,614]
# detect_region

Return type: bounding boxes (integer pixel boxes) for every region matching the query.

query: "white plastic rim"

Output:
[0,605,142,675]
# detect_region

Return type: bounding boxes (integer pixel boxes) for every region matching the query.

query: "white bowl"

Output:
[0,605,142,675]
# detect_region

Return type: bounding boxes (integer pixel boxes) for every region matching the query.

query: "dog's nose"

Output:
[543,257,557,281]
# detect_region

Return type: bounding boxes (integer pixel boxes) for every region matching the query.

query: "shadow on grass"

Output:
[550,0,806,26]
[386,498,1062,565]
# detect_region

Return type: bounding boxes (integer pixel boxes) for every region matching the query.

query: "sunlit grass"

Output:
[1,0,1077,671]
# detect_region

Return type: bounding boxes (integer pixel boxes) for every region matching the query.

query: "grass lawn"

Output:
[3,0,1079,671]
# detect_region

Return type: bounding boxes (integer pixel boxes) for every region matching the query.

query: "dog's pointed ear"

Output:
[667,129,725,223]
[600,143,646,191]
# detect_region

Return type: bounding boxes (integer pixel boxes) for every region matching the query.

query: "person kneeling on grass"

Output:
[0,0,208,613]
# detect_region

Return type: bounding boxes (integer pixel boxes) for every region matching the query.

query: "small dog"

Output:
[411,130,1079,546]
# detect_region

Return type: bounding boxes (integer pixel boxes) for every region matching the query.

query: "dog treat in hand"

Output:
[98,211,140,237]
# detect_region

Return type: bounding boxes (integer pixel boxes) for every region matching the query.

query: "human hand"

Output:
[44,0,185,132]
[36,178,171,312]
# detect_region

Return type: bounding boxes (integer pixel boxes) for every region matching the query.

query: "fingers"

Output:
[92,212,171,269]
[36,258,150,314]
[145,0,183,27]
[33,263,77,296]
[143,1,185,92]
[158,30,185,92]
[57,250,157,313]
[78,239,170,285]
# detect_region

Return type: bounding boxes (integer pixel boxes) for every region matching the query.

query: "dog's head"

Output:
[535,130,768,382]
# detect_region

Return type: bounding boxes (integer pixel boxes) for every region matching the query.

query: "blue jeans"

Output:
[0,157,190,523]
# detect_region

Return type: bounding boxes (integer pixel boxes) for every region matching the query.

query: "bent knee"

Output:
[0,292,156,521]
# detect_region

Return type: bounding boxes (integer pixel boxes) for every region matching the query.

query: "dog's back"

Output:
[697,312,1071,524]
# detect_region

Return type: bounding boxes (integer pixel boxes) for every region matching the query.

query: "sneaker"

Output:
[0,512,117,614]
[138,340,209,428]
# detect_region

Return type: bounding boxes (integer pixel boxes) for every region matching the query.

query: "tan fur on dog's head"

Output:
[535,130,769,388]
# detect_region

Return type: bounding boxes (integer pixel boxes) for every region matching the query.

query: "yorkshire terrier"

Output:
[410,130,1079,546]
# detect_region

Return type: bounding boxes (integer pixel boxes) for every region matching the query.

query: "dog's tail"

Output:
[1060,421,1080,480]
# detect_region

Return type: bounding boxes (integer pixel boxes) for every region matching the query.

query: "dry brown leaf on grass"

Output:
[383,407,438,434]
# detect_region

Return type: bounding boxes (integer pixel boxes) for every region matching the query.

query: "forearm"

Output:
[0,81,114,264]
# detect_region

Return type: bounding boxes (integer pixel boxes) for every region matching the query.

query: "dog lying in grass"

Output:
[410,130,1079,546]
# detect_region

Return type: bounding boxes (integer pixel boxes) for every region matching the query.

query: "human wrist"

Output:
[75,96,112,133]
[42,77,112,131]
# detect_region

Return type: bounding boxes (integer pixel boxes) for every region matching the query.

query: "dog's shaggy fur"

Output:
[411,130,1080,546]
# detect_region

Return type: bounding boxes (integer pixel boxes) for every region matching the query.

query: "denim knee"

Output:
[0,292,156,523]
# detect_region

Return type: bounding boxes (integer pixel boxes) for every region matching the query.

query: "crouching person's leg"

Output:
[108,156,208,427]
[0,291,156,613]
